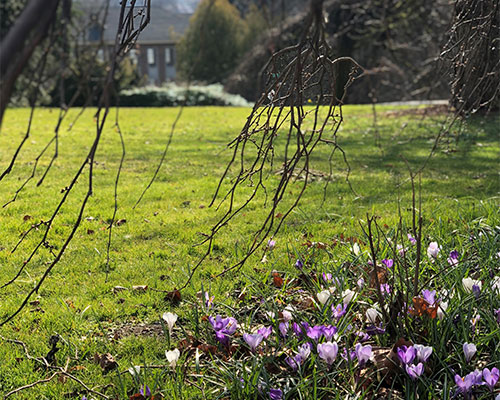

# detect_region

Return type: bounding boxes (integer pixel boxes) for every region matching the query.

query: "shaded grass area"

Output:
[0,106,498,398]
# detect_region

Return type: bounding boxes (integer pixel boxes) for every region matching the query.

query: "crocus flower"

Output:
[317,290,331,305]
[269,388,283,400]
[421,289,437,305]
[407,234,417,245]
[366,324,386,336]
[356,331,370,342]
[366,308,382,324]
[397,345,416,365]
[342,289,357,305]
[382,259,394,268]
[355,343,372,366]
[306,325,323,341]
[483,367,499,390]
[352,243,360,255]
[140,385,152,397]
[317,341,338,365]
[397,244,407,256]
[257,326,272,339]
[454,373,475,393]
[285,355,301,370]
[492,276,500,294]
[332,303,348,319]
[472,284,481,299]
[357,278,365,289]
[427,242,441,259]
[380,283,391,297]
[341,347,356,362]
[295,259,303,269]
[463,342,477,362]
[437,301,448,320]
[128,365,141,377]
[413,344,433,362]
[298,343,312,360]
[447,250,460,266]
[463,277,482,293]
[267,239,276,249]
[495,308,500,324]
[162,312,178,337]
[279,322,288,337]
[406,363,424,380]
[322,325,338,341]
[204,292,214,309]
[165,349,180,368]
[243,333,264,352]
[323,272,333,282]
[292,321,308,337]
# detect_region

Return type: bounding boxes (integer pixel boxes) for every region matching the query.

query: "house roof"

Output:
[100,6,192,44]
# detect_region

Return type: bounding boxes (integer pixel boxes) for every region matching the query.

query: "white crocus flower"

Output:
[317,290,331,305]
[462,277,482,293]
[342,289,357,305]
[437,301,448,320]
[427,242,441,259]
[128,365,141,377]
[366,307,382,324]
[162,312,178,337]
[166,349,180,368]
[352,243,360,256]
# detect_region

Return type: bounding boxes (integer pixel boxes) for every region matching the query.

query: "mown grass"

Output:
[0,106,498,399]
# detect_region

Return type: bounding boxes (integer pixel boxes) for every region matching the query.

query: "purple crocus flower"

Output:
[341,347,357,362]
[322,325,338,341]
[215,330,230,346]
[455,372,476,393]
[317,341,338,365]
[382,258,394,268]
[406,363,424,380]
[140,385,152,397]
[257,326,272,339]
[397,345,417,365]
[495,308,500,324]
[269,388,283,400]
[279,322,288,337]
[413,344,433,362]
[285,355,301,370]
[483,367,500,391]
[292,321,308,337]
[243,333,264,352]
[447,250,460,266]
[407,233,417,245]
[421,289,437,305]
[267,239,276,249]
[306,325,324,341]
[472,284,481,299]
[357,278,365,289]
[366,324,386,336]
[356,331,370,342]
[332,303,348,319]
[380,283,391,297]
[295,259,303,269]
[297,343,311,361]
[323,272,333,282]
[463,342,477,362]
[355,343,372,366]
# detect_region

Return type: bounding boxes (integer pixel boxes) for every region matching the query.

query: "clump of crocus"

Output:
[286,343,311,370]
[397,346,416,365]
[454,370,483,396]
[462,277,482,293]
[398,344,432,380]
[463,342,477,362]
[406,363,424,380]
[317,341,338,365]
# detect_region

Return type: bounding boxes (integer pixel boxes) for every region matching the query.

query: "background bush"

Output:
[119,83,251,107]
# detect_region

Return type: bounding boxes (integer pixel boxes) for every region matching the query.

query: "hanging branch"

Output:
[178,0,363,290]
[0,0,151,326]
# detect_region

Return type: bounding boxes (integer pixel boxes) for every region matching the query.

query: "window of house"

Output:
[129,49,138,65]
[165,47,173,65]
[147,48,155,65]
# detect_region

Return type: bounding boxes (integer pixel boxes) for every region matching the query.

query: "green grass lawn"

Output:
[0,106,498,398]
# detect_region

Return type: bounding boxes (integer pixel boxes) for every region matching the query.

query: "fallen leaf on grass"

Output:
[132,285,148,292]
[23,215,32,221]
[112,286,128,294]
[94,353,118,372]
[272,272,283,288]
[115,219,126,226]
[165,289,181,305]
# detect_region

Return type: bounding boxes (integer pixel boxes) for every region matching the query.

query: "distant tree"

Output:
[176,0,248,83]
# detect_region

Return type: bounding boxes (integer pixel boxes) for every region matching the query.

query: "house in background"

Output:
[85,2,197,84]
